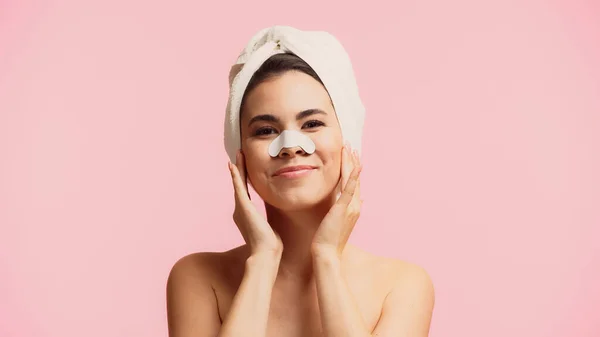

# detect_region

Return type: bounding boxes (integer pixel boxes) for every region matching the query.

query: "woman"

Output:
[166,27,435,337]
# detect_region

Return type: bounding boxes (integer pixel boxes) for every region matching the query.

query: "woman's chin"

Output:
[267,191,334,212]
[273,197,318,211]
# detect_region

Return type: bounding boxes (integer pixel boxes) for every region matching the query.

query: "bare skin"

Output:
[168,244,431,337]
[166,70,435,337]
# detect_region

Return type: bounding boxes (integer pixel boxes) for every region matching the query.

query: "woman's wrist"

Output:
[311,244,342,260]
[248,247,283,263]
[246,251,281,279]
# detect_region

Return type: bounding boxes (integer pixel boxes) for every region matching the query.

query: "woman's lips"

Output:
[273,165,317,178]
[277,168,315,178]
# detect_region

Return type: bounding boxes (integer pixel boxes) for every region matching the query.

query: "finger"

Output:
[228,160,244,203]
[338,164,362,206]
[352,149,362,171]
[341,144,354,189]
[235,150,252,200]
[351,149,362,201]
[229,152,250,203]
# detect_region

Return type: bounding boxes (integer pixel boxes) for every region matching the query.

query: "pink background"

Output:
[1,0,599,336]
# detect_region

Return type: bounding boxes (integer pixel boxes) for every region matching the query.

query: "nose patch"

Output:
[268,130,316,157]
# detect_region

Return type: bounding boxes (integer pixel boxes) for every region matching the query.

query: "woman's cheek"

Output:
[248,149,270,185]
[314,131,339,151]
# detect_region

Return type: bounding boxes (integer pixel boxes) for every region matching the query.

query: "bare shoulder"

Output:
[350,246,435,335]
[168,252,216,280]
[349,245,435,297]
[384,256,434,290]
[367,250,436,317]
[165,246,247,337]
[168,245,248,277]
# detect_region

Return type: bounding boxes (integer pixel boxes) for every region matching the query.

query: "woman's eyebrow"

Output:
[248,114,279,126]
[247,109,327,127]
[296,108,327,120]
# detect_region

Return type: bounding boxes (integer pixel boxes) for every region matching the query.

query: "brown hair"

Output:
[240,52,327,116]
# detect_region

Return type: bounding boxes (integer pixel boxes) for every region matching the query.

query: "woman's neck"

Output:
[264,194,336,284]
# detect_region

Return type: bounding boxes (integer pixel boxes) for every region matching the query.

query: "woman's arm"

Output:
[312,249,435,337]
[310,147,371,336]
[211,152,284,336]
[166,252,281,337]
[217,252,281,337]
[312,249,372,337]
[369,264,435,337]
[166,254,222,337]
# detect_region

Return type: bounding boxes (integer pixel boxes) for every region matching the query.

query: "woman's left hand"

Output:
[311,143,363,257]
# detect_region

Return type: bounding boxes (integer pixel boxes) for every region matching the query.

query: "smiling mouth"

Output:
[273,165,317,178]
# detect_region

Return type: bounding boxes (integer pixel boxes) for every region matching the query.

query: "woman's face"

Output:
[240,70,343,211]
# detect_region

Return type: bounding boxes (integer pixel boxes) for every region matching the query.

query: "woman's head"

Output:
[239,53,344,211]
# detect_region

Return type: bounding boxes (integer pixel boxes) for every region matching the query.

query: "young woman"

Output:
[166,47,435,337]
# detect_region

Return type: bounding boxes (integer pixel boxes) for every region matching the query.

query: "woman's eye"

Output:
[254,127,277,136]
[303,120,325,129]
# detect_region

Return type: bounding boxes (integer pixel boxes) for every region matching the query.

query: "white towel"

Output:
[224,25,366,164]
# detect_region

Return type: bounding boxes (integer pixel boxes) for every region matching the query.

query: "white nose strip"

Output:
[268,130,316,157]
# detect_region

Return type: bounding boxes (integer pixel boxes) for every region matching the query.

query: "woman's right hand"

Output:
[228,150,283,257]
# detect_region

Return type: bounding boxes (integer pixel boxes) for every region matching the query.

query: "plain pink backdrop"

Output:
[1,0,599,336]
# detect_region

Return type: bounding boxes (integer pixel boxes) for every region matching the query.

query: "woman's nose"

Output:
[278,146,306,158]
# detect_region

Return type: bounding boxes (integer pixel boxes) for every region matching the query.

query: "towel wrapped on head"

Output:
[224,25,366,164]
